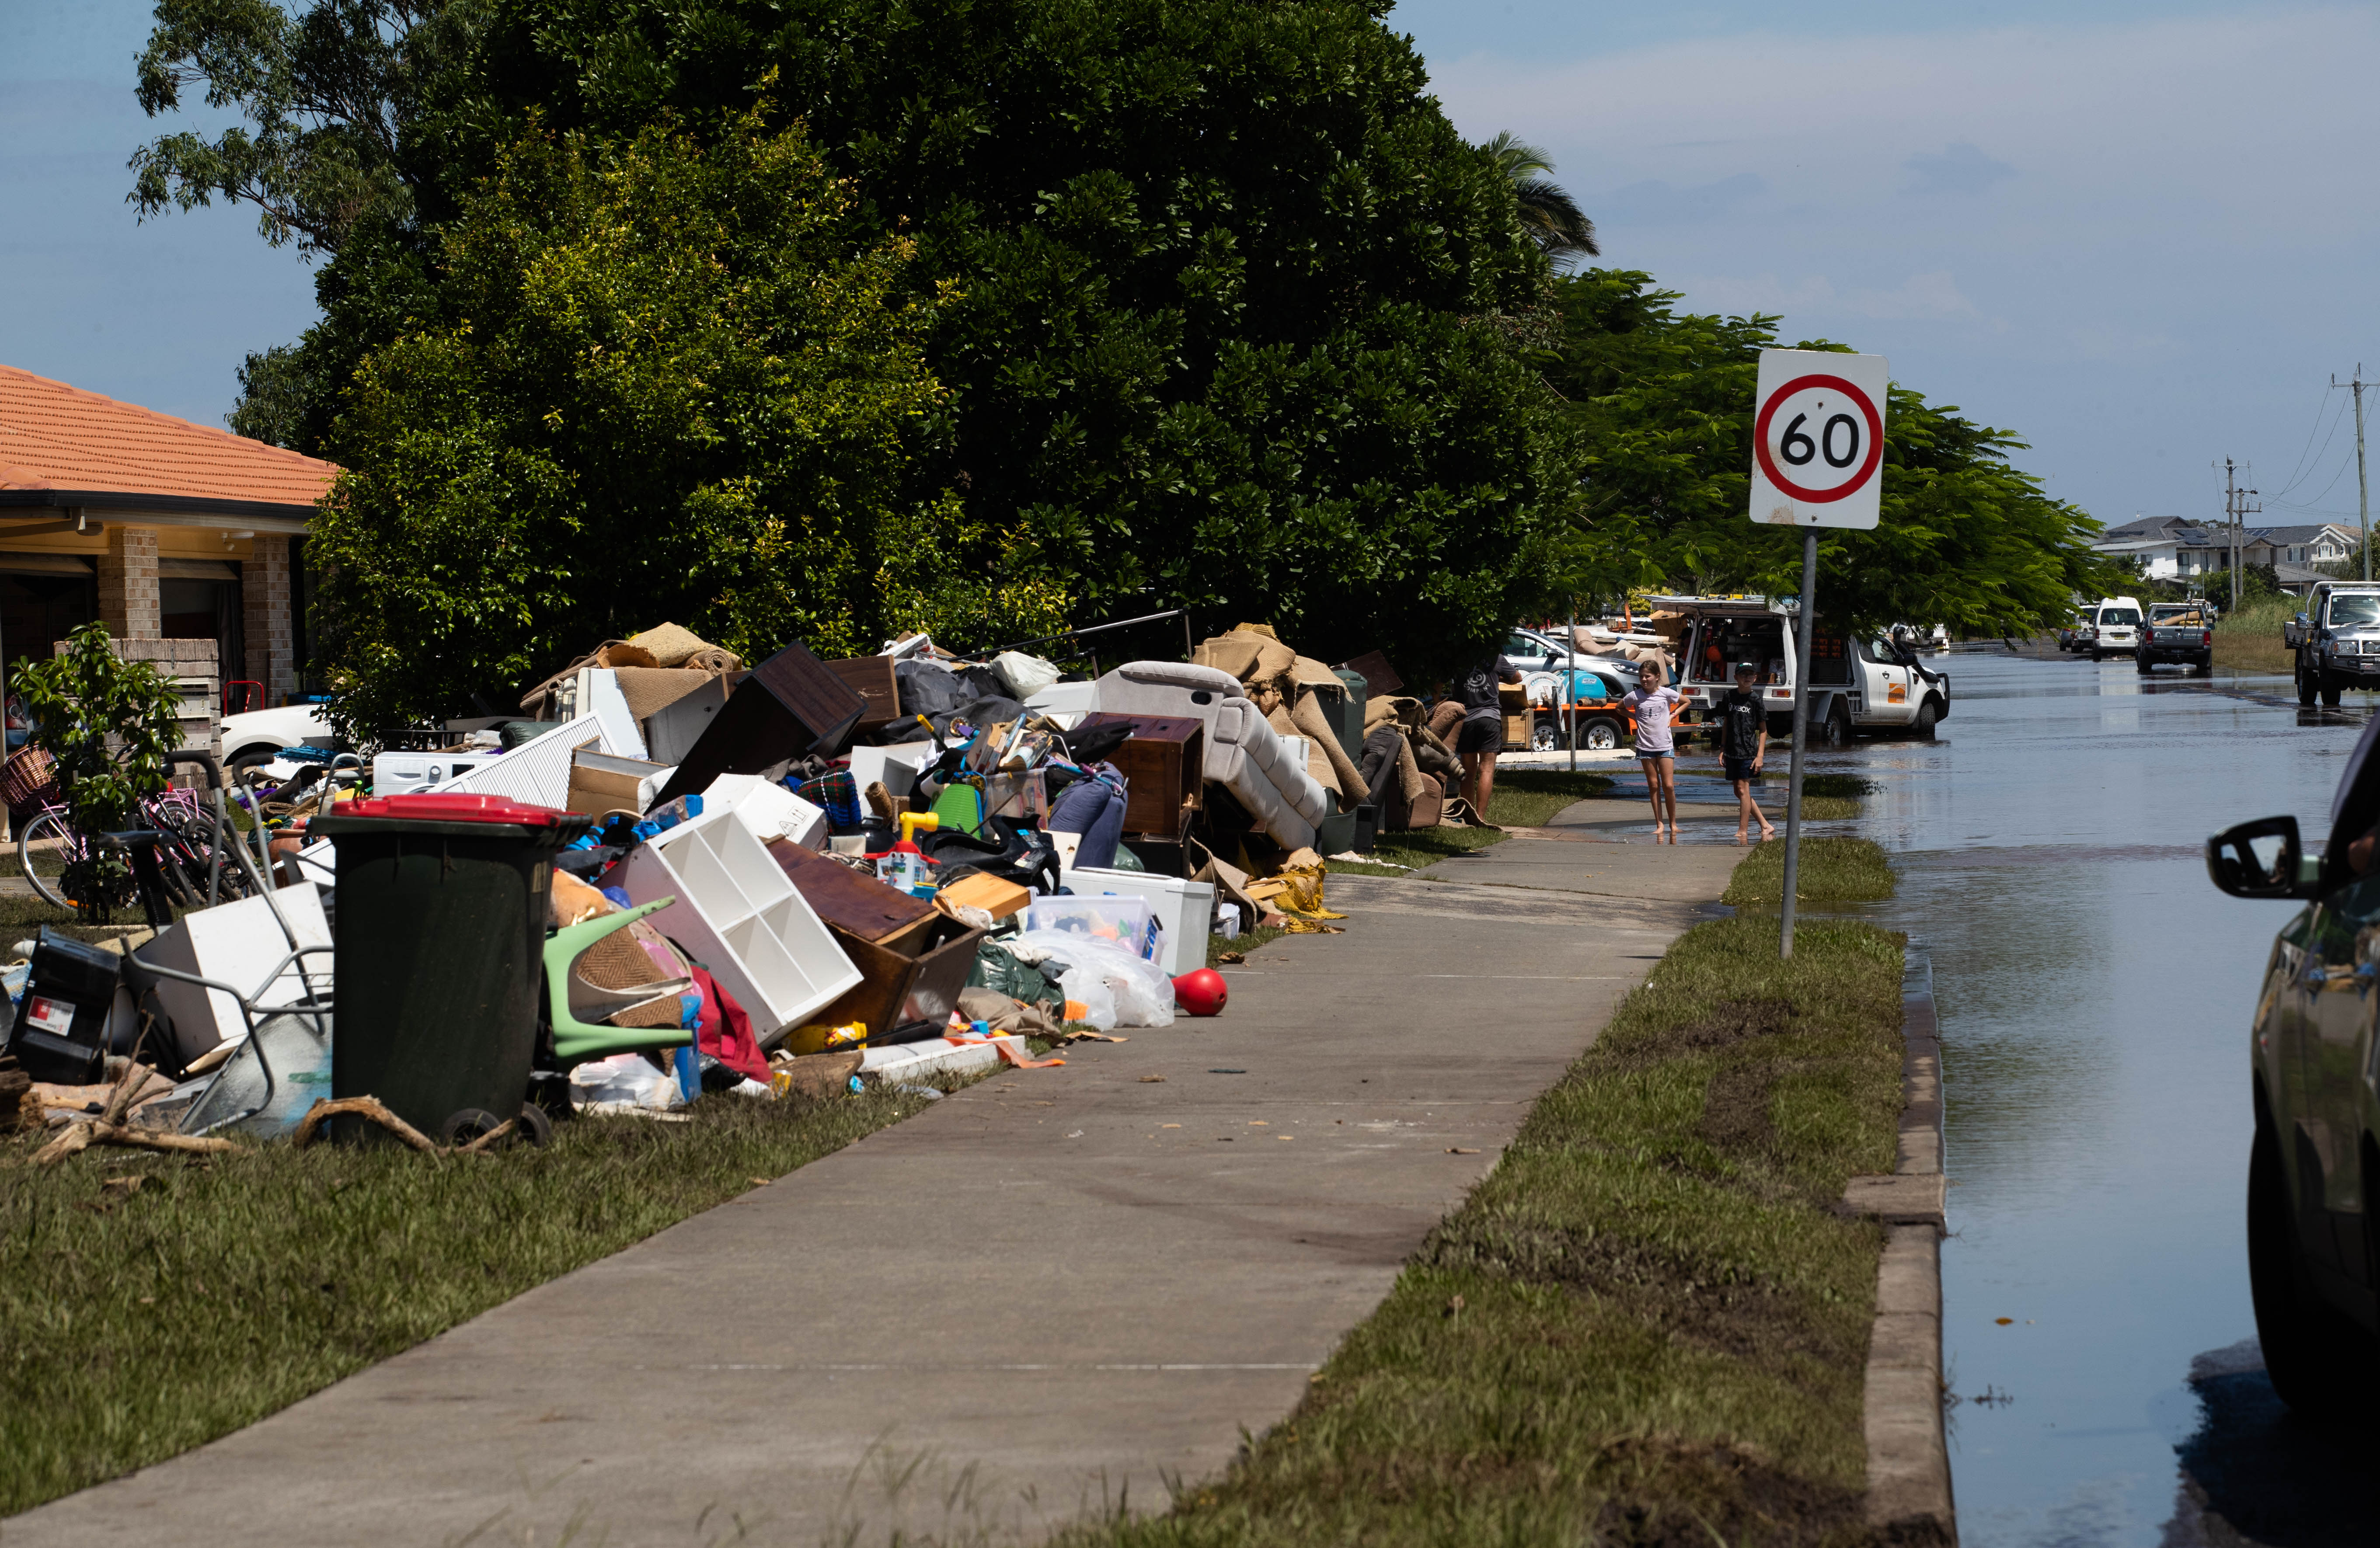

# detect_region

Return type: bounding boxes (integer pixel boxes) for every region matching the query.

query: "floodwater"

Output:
[1818,651,2378,1547]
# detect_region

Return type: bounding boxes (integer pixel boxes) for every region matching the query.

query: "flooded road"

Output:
[1817,651,2377,1546]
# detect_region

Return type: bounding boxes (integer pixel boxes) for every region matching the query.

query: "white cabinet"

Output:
[613,808,860,1045]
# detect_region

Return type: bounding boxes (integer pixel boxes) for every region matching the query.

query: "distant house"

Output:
[2090,515,2358,592]
[0,363,331,706]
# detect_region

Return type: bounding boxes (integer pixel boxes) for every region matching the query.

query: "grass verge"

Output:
[0,1083,946,1516]
[1724,836,1897,906]
[1057,912,1910,1548]
[2212,595,2295,675]
[1331,768,1613,878]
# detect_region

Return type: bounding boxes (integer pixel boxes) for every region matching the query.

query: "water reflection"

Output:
[1839,653,2375,1547]
[2156,1341,2377,1548]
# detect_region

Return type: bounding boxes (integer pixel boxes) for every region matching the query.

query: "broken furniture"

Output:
[612,806,861,1047]
[653,640,870,806]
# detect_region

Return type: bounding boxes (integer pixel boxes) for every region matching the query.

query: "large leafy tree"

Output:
[146,0,1589,686]
[1549,271,2118,635]
[309,107,1062,737]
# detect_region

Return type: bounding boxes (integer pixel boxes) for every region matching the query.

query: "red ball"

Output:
[1173,967,1229,1016]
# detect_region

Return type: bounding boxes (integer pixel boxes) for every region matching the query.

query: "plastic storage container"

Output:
[1023,894,1159,961]
[310,793,589,1144]
[612,805,862,1046]
[1063,868,1216,976]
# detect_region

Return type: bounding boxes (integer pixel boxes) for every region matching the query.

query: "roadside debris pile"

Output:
[5,619,1415,1161]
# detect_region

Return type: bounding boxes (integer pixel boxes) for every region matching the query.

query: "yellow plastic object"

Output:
[542,896,696,1063]
[787,1020,869,1055]
[898,811,940,846]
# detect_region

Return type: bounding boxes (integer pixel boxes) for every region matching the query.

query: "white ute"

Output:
[1650,596,1950,746]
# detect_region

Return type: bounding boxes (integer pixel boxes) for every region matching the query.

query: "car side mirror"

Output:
[2206,816,2315,899]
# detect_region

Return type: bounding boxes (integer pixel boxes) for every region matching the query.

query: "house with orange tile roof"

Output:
[0,362,332,709]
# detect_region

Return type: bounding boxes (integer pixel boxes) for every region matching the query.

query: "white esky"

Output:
[6,0,2378,531]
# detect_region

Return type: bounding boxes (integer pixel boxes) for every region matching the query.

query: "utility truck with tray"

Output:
[1646,596,1950,745]
[2286,583,2380,706]
[2138,601,2214,675]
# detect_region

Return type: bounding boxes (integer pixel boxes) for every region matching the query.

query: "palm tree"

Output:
[1485,132,1599,270]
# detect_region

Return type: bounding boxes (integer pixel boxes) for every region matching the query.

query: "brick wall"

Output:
[49,636,221,760]
[98,524,160,640]
[242,535,294,705]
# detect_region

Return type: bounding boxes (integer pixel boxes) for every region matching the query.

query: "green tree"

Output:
[150,0,1590,682]
[1549,270,2119,635]
[310,107,1061,739]
[129,0,474,257]
[1485,132,1598,270]
[10,626,189,922]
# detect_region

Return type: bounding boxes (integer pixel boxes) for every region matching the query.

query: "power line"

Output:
[2275,388,2352,498]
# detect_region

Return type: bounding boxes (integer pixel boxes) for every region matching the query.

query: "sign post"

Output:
[1750,349,1888,958]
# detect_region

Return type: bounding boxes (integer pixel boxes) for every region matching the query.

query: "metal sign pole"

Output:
[1780,531,1818,960]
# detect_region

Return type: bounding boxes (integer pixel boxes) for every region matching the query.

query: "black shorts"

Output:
[1724,756,1758,783]
[1455,717,1501,754]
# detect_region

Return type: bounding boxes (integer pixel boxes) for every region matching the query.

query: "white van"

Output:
[2083,596,2144,661]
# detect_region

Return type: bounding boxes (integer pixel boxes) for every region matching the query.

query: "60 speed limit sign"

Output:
[1749,349,1888,529]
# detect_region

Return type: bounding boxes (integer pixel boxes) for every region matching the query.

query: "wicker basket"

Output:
[0,745,57,808]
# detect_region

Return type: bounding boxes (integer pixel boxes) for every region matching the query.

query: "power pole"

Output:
[2223,457,2262,612]
[2333,367,2371,581]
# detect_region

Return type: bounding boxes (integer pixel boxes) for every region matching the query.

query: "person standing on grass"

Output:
[1450,649,1523,816]
[1620,660,1683,843]
[1719,661,1776,845]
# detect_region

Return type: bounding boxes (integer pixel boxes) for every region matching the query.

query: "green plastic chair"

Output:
[543,896,697,1063]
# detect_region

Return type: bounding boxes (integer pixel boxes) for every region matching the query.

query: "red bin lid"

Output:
[337,793,568,825]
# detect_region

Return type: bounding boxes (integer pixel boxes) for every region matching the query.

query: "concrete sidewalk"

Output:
[7,811,1739,1548]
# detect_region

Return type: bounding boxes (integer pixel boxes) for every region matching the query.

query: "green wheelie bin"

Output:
[311,792,590,1144]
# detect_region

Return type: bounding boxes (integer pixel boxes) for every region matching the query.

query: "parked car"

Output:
[2055,613,2090,653]
[219,702,337,770]
[2080,596,2143,661]
[2206,737,2380,1416]
[2285,583,2380,707]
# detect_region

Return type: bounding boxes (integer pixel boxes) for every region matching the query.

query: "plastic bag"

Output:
[569,1052,686,1113]
[1059,965,1119,1030]
[967,938,1065,1006]
[1009,928,1176,1028]
[991,651,1062,700]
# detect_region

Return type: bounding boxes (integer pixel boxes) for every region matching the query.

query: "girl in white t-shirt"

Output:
[1619,662,1684,843]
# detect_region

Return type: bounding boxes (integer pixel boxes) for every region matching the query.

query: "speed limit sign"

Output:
[1749,349,1888,529]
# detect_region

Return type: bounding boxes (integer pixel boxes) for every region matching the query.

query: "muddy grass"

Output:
[1057,912,1911,1548]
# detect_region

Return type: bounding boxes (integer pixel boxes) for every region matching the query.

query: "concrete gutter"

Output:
[1853,943,1956,1544]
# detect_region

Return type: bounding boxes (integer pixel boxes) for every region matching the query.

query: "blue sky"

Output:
[5,1,2377,533]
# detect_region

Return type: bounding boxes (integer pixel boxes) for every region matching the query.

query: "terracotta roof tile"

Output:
[0,362,336,511]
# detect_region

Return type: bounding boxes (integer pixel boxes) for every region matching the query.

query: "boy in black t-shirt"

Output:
[1720,662,1775,845]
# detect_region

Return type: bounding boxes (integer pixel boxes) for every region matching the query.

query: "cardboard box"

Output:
[568,748,672,817]
[1502,711,1533,749]
[939,871,1029,922]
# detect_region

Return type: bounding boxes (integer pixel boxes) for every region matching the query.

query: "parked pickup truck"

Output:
[1648,595,1949,745]
[2285,582,2380,706]
[2137,604,2213,675]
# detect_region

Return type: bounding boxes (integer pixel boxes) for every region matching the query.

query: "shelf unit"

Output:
[613,807,860,1044]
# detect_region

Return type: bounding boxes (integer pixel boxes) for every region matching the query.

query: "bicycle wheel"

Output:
[17,808,75,908]
[15,810,132,915]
